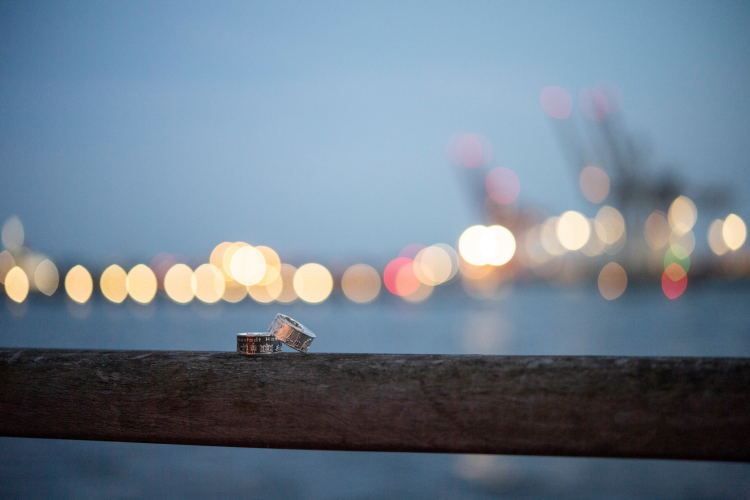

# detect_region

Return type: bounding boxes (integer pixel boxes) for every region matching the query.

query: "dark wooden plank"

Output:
[0,349,748,461]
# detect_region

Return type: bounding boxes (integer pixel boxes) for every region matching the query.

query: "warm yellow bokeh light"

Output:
[0,250,15,284]
[722,214,747,251]
[164,264,194,304]
[248,277,283,303]
[222,279,247,303]
[100,264,128,303]
[595,206,626,245]
[65,265,93,304]
[34,259,59,296]
[126,264,157,304]
[458,225,515,266]
[707,219,729,256]
[458,256,494,280]
[540,217,566,256]
[669,229,695,255]
[579,165,610,204]
[222,242,249,278]
[414,246,453,285]
[341,264,381,303]
[1,216,24,252]
[4,266,29,303]
[275,264,298,304]
[402,282,434,303]
[229,245,266,286]
[556,211,590,251]
[644,211,670,251]
[210,241,234,278]
[598,262,627,300]
[192,264,225,303]
[255,246,281,286]
[668,196,697,235]
[580,228,605,257]
[293,263,333,303]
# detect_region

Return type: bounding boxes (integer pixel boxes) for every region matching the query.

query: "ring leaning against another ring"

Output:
[237,333,283,355]
[269,314,316,353]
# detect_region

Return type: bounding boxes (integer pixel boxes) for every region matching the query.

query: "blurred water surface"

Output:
[2,284,750,499]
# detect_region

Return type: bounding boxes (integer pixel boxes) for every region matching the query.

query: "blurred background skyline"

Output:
[2,1,749,263]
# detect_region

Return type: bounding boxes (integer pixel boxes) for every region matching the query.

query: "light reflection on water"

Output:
[2,285,750,499]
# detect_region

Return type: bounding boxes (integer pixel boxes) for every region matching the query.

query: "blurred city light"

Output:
[540,217,566,256]
[669,229,695,255]
[34,259,59,296]
[275,264,298,304]
[293,263,333,303]
[598,262,627,300]
[485,167,521,205]
[126,264,157,304]
[65,265,93,304]
[414,245,454,286]
[557,211,590,251]
[595,206,626,249]
[579,87,609,122]
[644,211,670,251]
[448,133,492,168]
[707,219,729,256]
[256,246,281,286]
[1,216,24,253]
[668,196,697,235]
[164,263,195,304]
[402,282,433,303]
[0,250,15,283]
[458,225,515,266]
[229,245,266,286]
[579,166,610,204]
[192,264,225,304]
[100,264,128,303]
[247,276,282,303]
[722,214,747,250]
[662,263,688,299]
[4,266,29,303]
[221,279,247,303]
[341,264,381,304]
[540,86,572,120]
[664,245,690,273]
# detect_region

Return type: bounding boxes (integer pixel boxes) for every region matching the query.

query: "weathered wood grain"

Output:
[0,349,748,461]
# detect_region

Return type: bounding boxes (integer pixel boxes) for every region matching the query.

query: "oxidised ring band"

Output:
[237,333,282,355]
[269,314,316,353]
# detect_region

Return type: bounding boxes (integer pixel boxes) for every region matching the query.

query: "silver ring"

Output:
[237,333,283,355]
[269,314,316,353]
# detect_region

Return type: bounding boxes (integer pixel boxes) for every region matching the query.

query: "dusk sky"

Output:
[1,1,748,264]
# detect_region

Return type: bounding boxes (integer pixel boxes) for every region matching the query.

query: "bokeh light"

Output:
[662,263,687,299]
[384,257,417,296]
[669,229,695,255]
[722,214,747,251]
[594,81,622,113]
[668,196,697,235]
[579,166,610,204]
[399,243,425,259]
[222,242,249,278]
[275,264,298,304]
[247,276,283,303]
[449,133,492,168]
[100,264,128,303]
[556,211,590,251]
[126,264,157,304]
[65,265,93,304]
[0,250,15,283]
[4,266,29,303]
[1,216,24,253]
[414,245,454,286]
[540,86,573,120]
[458,225,516,266]
[150,253,176,290]
[402,282,433,303]
[644,211,670,251]
[192,264,225,304]
[707,219,729,256]
[256,246,281,286]
[540,217,566,256]
[595,206,626,246]
[485,167,521,205]
[579,87,609,121]
[293,263,333,303]
[164,263,195,304]
[222,279,247,303]
[664,245,690,273]
[34,259,59,296]
[230,245,266,286]
[598,262,627,300]
[210,242,234,278]
[341,264,381,303]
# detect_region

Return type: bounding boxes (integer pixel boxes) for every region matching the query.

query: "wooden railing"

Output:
[1,348,748,461]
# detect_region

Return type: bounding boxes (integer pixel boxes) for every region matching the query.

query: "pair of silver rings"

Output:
[236,313,316,355]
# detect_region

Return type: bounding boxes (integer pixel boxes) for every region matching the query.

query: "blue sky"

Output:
[1,1,748,264]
